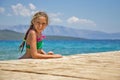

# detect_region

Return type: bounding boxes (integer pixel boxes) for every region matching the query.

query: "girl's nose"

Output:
[39,24,43,28]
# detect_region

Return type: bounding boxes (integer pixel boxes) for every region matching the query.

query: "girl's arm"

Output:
[38,49,47,55]
[28,31,62,59]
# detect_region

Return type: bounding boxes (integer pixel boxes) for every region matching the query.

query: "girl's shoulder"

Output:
[29,29,36,35]
[27,30,36,39]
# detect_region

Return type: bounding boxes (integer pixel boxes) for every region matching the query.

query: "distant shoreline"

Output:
[0,29,87,40]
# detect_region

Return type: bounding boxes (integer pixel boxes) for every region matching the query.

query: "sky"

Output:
[0,0,120,33]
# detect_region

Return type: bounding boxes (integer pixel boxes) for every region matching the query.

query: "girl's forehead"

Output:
[36,16,46,21]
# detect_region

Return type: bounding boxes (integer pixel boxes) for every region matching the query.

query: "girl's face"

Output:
[33,16,47,33]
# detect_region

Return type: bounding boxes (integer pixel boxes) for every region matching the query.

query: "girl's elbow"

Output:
[31,53,39,59]
[31,53,44,59]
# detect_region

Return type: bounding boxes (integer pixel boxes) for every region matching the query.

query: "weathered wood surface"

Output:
[0,51,120,80]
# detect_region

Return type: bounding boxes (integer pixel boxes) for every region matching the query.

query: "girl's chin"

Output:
[38,30,42,33]
[36,30,42,33]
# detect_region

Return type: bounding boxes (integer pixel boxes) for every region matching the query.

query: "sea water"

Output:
[0,39,120,60]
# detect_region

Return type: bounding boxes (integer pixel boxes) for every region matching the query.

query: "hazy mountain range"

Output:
[0,25,120,40]
[0,29,24,40]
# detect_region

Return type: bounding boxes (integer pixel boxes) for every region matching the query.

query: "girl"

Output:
[19,11,62,59]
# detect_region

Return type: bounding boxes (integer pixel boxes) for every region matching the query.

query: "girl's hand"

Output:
[54,54,62,58]
[48,51,54,55]
[48,51,62,58]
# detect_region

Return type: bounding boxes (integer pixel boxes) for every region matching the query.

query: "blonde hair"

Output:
[31,11,49,25]
[19,11,49,53]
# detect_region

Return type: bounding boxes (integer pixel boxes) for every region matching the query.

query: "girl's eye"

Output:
[36,22,46,26]
[37,22,40,24]
[42,23,46,25]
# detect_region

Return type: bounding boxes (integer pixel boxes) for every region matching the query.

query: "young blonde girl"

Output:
[19,11,62,59]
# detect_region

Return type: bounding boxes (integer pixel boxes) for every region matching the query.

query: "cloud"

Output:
[67,16,96,26]
[49,13,63,24]
[29,3,36,10]
[51,18,62,23]
[67,16,79,23]
[11,3,36,17]
[0,7,5,13]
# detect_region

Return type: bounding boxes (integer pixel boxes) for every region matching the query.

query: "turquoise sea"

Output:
[0,39,120,60]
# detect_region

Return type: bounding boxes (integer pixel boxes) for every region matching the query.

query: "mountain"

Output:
[0,25,28,33]
[0,25,120,39]
[0,30,24,40]
[0,30,85,40]
[44,25,120,39]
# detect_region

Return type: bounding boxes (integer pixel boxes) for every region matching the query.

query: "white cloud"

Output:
[29,3,36,10]
[67,16,79,23]
[67,16,96,26]
[51,18,62,23]
[49,13,63,24]
[0,7,5,13]
[11,3,37,17]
